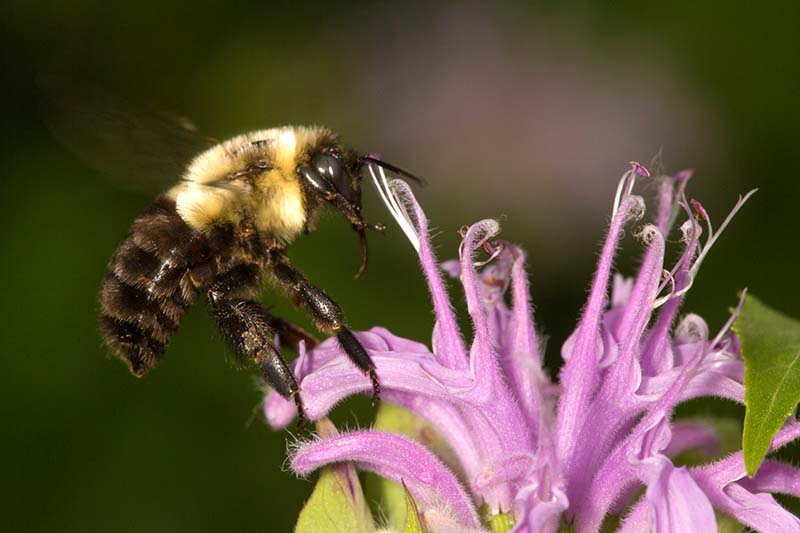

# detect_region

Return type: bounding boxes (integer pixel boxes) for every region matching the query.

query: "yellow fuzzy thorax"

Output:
[168,126,332,243]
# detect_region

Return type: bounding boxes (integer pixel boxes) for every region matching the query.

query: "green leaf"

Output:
[733,293,800,476]
[295,419,375,533]
[402,482,428,533]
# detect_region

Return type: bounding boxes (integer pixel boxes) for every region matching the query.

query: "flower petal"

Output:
[646,460,717,532]
[459,220,508,400]
[511,484,569,533]
[640,217,701,376]
[739,461,800,498]
[291,429,480,528]
[556,193,644,465]
[501,246,549,432]
[562,225,664,510]
[691,423,800,532]
[576,343,707,531]
[393,180,468,369]
[263,328,432,429]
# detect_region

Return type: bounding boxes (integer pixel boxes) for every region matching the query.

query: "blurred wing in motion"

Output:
[39,71,215,193]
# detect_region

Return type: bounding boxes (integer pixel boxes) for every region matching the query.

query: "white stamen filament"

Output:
[612,168,638,218]
[653,189,757,309]
[367,163,420,252]
[709,288,747,349]
[473,243,505,267]
[689,189,757,279]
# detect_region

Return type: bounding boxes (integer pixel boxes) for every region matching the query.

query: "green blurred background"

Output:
[1,2,798,531]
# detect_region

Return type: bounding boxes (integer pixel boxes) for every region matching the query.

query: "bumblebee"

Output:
[98,125,415,424]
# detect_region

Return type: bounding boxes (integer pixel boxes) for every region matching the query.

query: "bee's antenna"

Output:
[360,155,426,186]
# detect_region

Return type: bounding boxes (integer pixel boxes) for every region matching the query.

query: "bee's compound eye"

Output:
[313,153,342,182]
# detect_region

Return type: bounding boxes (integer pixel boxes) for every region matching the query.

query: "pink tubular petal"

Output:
[636,351,745,406]
[719,484,800,532]
[264,391,298,429]
[473,242,548,435]
[263,329,496,497]
[503,246,548,432]
[296,353,472,420]
[393,181,468,369]
[739,461,800,498]
[647,461,717,532]
[458,221,532,468]
[576,345,707,531]
[640,217,700,376]
[291,430,480,528]
[618,498,651,533]
[460,220,506,398]
[562,225,664,510]
[691,424,800,532]
[388,391,483,480]
[263,328,432,428]
[473,454,534,496]
[618,464,718,533]
[507,247,542,365]
[556,194,644,465]
[612,226,665,343]
[512,485,569,533]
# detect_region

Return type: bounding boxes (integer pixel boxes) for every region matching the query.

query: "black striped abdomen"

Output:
[99,196,225,376]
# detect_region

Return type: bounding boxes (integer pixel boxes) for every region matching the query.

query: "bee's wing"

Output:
[39,72,215,194]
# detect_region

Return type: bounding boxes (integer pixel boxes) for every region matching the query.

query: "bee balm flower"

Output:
[265,164,800,532]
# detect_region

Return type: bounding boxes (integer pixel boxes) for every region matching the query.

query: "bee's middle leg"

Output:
[265,316,320,353]
[267,250,380,402]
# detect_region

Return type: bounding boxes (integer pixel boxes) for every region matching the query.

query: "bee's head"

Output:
[298,146,374,279]
[307,148,364,208]
[298,140,424,279]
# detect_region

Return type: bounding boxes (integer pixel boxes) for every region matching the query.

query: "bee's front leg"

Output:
[266,250,381,403]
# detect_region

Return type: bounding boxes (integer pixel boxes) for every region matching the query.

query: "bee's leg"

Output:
[207,274,307,427]
[266,250,381,402]
[265,316,320,353]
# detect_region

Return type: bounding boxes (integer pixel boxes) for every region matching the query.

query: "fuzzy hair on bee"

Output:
[170,127,324,237]
[98,124,421,426]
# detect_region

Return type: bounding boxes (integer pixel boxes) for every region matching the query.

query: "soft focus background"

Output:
[1,2,798,531]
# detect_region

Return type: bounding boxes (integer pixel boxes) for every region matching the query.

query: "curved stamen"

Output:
[367,163,420,251]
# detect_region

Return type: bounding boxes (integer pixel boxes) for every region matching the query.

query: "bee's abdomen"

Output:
[99,196,224,376]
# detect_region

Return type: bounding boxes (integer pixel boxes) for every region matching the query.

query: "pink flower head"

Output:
[265,163,798,532]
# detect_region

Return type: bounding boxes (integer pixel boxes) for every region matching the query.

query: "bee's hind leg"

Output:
[207,276,307,428]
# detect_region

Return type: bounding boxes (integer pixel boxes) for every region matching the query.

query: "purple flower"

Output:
[265,164,800,532]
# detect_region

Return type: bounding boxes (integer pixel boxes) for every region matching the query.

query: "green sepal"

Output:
[402,481,428,533]
[485,508,516,533]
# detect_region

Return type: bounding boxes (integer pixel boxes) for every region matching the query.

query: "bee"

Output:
[98,125,419,424]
